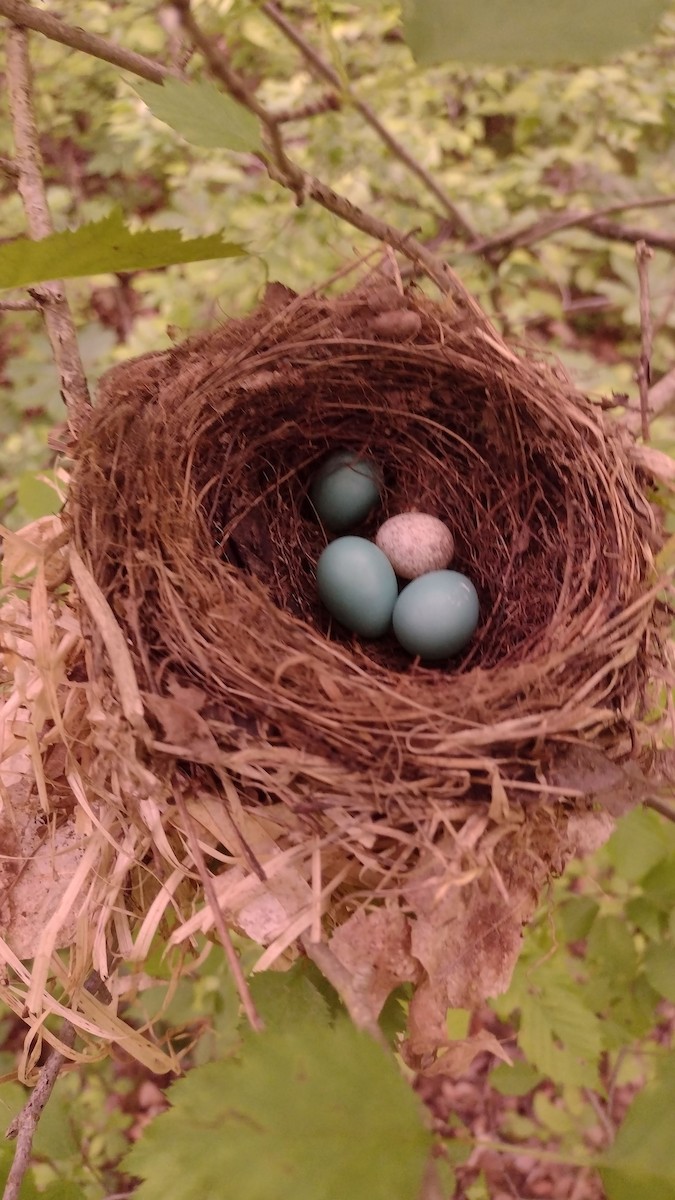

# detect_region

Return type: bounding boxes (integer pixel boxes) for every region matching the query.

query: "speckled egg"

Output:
[392,570,479,659]
[316,537,398,638]
[309,452,381,532]
[376,512,454,579]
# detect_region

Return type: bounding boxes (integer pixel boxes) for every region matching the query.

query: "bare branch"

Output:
[171,0,492,327]
[6,24,91,440]
[174,790,265,1034]
[261,1,477,241]
[0,297,40,311]
[635,241,654,442]
[275,92,341,123]
[472,194,675,258]
[3,974,107,1200]
[0,155,18,177]
[0,0,175,83]
[586,216,675,253]
[622,365,675,435]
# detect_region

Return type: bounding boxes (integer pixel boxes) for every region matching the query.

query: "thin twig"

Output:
[645,795,675,822]
[261,0,477,241]
[471,193,675,258]
[0,155,18,178]
[0,0,176,83]
[174,790,264,1033]
[3,974,106,1200]
[623,365,675,434]
[6,24,91,441]
[171,0,492,326]
[0,297,40,311]
[636,240,654,442]
[275,92,341,123]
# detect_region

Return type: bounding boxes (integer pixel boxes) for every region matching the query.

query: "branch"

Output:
[171,0,491,326]
[0,0,175,83]
[261,1,477,241]
[635,241,653,442]
[0,297,40,311]
[3,974,107,1200]
[622,366,675,434]
[5,24,91,440]
[472,194,675,258]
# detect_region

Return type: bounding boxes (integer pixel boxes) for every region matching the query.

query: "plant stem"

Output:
[261,1,477,241]
[0,0,175,83]
[171,0,493,326]
[5,24,91,440]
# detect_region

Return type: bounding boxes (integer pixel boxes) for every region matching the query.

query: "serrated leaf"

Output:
[134,79,264,154]
[586,916,638,980]
[0,209,246,290]
[490,1060,542,1097]
[557,896,599,942]
[642,855,675,911]
[126,1020,432,1200]
[403,0,669,66]
[600,1054,675,1200]
[643,944,675,1003]
[518,985,602,1088]
[606,808,672,882]
[249,965,331,1030]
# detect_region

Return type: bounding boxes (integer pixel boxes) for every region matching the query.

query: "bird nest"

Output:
[0,268,671,1070]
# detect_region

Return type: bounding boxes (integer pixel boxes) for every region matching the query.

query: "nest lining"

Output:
[1,271,670,1063]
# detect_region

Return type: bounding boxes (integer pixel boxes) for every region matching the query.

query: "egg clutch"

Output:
[309,451,479,661]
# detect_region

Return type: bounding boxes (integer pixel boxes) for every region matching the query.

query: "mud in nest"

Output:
[64,273,669,1048]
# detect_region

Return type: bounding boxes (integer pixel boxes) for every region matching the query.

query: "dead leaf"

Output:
[330,907,421,1016]
[424,1030,513,1077]
[2,820,84,958]
[144,693,221,764]
[546,743,645,816]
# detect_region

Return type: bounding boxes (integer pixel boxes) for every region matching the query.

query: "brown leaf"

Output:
[546,743,646,816]
[144,693,221,764]
[424,1030,512,1077]
[329,907,421,1016]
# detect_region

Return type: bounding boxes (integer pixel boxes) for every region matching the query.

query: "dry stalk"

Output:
[174,791,265,1033]
[5,24,91,441]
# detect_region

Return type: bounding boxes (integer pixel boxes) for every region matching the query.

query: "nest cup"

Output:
[34,273,667,1052]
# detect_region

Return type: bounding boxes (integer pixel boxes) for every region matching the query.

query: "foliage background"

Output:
[1,2,675,1197]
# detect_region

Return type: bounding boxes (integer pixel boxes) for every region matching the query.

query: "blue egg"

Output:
[309,452,381,532]
[317,537,398,638]
[393,570,479,659]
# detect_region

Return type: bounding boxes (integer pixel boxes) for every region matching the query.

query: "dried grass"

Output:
[1,269,672,1066]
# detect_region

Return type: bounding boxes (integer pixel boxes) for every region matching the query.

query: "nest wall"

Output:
[1,274,669,1061]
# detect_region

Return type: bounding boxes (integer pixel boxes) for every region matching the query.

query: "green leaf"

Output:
[605,808,672,883]
[557,895,599,942]
[586,916,638,981]
[518,984,602,1088]
[134,79,264,154]
[16,472,63,520]
[248,965,331,1031]
[490,1060,542,1097]
[403,0,669,66]
[600,1054,675,1200]
[126,1020,432,1200]
[643,944,675,1003]
[642,855,675,911]
[0,209,246,290]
